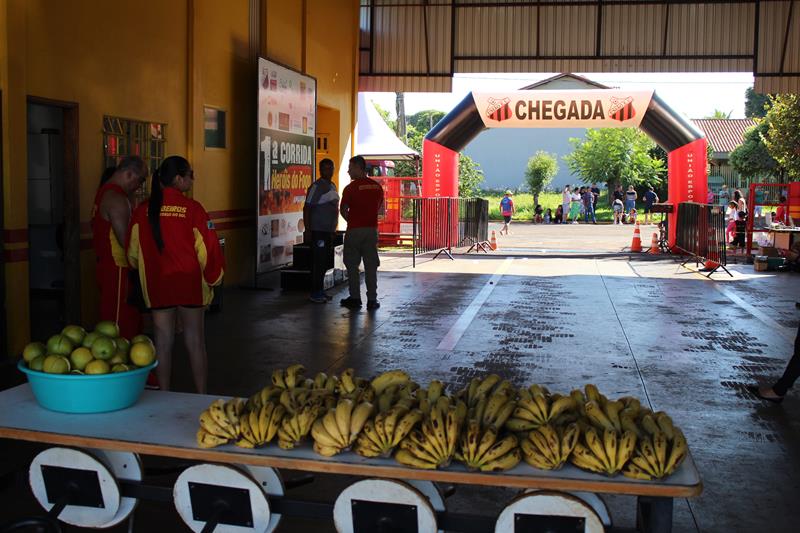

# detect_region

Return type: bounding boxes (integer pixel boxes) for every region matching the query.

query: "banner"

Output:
[422,139,459,198]
[668,138,708,247]
[472,90,654,129]
[257,58,316,273]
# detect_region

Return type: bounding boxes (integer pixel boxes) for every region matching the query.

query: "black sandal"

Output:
[747,385,784,404]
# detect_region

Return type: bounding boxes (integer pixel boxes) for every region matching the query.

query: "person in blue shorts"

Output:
[643,185,659,225]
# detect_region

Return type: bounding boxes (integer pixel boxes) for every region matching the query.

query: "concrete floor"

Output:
[2,248,799,532]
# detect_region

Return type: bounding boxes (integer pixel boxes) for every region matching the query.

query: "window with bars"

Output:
[103,116,166,204]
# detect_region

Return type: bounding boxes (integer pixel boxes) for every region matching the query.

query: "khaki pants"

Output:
[344,227,379,301]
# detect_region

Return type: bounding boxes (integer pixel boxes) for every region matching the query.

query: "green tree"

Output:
[763,94,800,179]
[706,109,732,119]
[745,87,770,119]
[729,121,779,179]
[372,102,396,132]
[524,151,559,206]
[563,128,666,203]
[458,155,485,197]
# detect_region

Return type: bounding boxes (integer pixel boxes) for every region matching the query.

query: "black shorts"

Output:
[503,215,512,223]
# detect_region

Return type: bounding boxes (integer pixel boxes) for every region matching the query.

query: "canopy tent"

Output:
[355,93,419,161]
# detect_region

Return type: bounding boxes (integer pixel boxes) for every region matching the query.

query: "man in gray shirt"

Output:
[303,159,340,303]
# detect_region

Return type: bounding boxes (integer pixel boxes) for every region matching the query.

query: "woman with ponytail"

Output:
[127,156,224,393]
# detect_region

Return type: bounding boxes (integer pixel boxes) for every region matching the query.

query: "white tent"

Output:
[355,93,419,160]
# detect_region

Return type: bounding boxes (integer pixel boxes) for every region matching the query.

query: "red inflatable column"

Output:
[422,139,459,198]
[422,139,460,250]
[667,138,708,248]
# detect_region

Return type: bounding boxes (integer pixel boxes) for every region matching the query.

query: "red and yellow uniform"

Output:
[127,188,224,308]
[91,183,142,338]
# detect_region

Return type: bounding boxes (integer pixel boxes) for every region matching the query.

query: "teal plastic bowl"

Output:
[18,360,158,413]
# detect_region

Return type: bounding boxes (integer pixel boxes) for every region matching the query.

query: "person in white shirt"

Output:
[561,185,571,225]
[726,201,739,243]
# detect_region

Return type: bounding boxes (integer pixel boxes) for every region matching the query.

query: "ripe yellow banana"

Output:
[480,434,518,464]
[663,430,687,475]
[313,441,339,457]
[640,414,660,436]
[528,428,558,465]
[267,404,286,442]
[196,428,228,448]
[584,427,613,473]
[394,449,437,469]
[638,436,661,476]
[616,429,637,471]
[353,439,382,457]
[370,370,411,394]
[271,369,287,389]
[505,417,537,432]
[312,419,343,449]
[548,395,575,421]
[208,400,235,433]
[199,410,235,439]
[521,439,555,470]
[652,430,668,475]
[335,399,353,443]
[623,464,654,480]
[475,374,501,398]
[391,409,423,446]
[466,377,481,405]
[585,401,615,432]
[322,409,345,447]
[570,443,606,474]
[480,448,521,472]
[428,380,444,403]
[655,412,676,441]
[603,400,623,432]
[284,364,305,388]
[603,429,618,472]
[631,455,659,477]
[340,368,357,394]
[349,401,374,443]
[584,384,602,403]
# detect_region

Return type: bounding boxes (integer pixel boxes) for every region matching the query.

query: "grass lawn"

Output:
[483,191,648,223]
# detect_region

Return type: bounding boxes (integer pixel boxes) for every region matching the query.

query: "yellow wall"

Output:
[1,0,359,355]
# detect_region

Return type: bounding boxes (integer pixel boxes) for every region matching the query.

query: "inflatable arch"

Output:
[422,90,707,247]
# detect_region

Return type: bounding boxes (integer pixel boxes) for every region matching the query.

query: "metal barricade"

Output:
[675,202,731,277]
[412,198,490,267]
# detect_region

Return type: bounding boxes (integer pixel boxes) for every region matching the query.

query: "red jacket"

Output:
[127,188,224,308]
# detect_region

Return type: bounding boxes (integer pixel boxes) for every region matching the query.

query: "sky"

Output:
[364,72,756,121]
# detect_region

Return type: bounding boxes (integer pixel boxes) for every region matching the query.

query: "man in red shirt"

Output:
[91,156,148,339]
[339,155,384,310]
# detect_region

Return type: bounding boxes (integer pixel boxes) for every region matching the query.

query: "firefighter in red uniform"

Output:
[127,156,224,393]
[91,156,148,339]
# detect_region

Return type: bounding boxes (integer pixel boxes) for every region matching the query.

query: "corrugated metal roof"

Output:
[691,118,757,154]
[359,0,799,94]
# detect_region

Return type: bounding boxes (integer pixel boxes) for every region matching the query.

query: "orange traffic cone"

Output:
[630,222,642,252]
[490,230,498,251]
[647,232,660,254]
[705,228,720,270]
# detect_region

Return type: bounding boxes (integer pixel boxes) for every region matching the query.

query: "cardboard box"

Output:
[758,246,780,257]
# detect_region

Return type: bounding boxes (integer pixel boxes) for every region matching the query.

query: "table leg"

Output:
[636,496,673,533]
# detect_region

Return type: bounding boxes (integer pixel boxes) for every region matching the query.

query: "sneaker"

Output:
[309,293,327,303]
[340,297,362,309]
[145,371,160,391]
[367,300,380,310]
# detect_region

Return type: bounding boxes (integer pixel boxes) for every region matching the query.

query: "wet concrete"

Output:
[2,253,798,532]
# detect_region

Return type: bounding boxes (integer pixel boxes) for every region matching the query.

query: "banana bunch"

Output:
[415,380,445,413]
[312,371,340,393]
[246,385,282,411]
[336,368,372,400]
[520,423,579,470]
[570,424,637,476]
[279,387,334,414]
[469,387,517,430]
[196,398,245,448]
[456,420,521,472]
[394,397,466,469]
[271,364,307,389]
[376,383,417,413]
[624,412,688,480]
[310,399,374,456]
[354,407,424,458]
[277,404,321,449]
[370,369,412,395]
[459,374,515,407]
[505,386,576,432]
[236,401,287,449]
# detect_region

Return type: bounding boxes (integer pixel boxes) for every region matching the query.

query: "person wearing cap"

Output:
[500,190,515,235]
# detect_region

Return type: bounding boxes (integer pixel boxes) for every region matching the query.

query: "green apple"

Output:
[130,342,156,367]
[91,336,117,360]
[43,355,70,374]
[29,355,45,371]
[82,331,102,348]
[46,334,73,356]
[69,347,94,371]
[85,359,110,375]
[131,334,153,347]
[62,325,87,346]
[115,337,131,356]
[22,342,47,363]
[111,363,130,373]
[95,321,120,338]
[109,353,129,365]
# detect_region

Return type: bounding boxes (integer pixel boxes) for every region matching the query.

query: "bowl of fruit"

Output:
[18,321,158,413]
